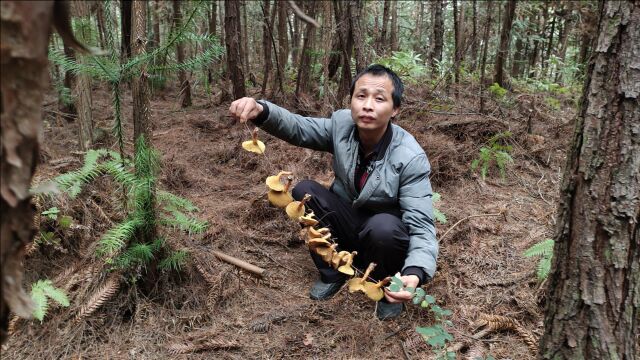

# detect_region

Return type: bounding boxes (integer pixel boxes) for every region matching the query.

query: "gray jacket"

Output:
[255,100,438,279]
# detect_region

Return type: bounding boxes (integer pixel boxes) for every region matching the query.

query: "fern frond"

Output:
[114,242,155,269]
[523,239,554,258]
[149,45,223,73]
[76,274,120,320]
[96,218,142,258]
[160,210,208,234]
[30,280,70,322]
[433,208,448,225]
[537,255,552,280]
[158,190,199,212]
[159,249,189,272]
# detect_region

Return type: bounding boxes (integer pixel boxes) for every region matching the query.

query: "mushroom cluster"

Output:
[241,141,389,302]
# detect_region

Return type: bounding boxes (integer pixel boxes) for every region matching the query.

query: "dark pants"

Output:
[292,180,410,283]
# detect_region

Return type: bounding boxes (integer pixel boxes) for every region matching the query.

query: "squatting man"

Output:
[229,65,437,320]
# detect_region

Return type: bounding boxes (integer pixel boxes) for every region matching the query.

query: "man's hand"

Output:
[384,274,420,303]
[229,97,263,123]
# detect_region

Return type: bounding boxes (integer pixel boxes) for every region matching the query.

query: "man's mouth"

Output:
[359,115,375,122]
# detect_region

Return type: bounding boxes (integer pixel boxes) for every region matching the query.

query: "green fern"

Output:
[30,280,70,322]
[158,190,199,212]
[114,242,154,269]
[96,218,142,258]
[160,210,208,235]
[159,249,189,272]
[523,238,554,280]
[432,192,447,225]
[471,132,514,180]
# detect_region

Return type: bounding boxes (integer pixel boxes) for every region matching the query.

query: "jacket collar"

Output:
[354,121,393,161]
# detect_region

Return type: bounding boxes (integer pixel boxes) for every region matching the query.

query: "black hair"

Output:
[349,64,404,108]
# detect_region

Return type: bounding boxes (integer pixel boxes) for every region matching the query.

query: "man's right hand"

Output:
[229,97,264,123]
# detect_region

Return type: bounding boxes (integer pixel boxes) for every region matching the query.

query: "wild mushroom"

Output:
[348,262,376,293]
[267,189,294,208]
[337,251,357,276]
[308,234,332,250]
[265,171,293,192]
[362,277,391,302]
[331,250,351,269]
[242,128,266,154]
[317,243,338,263]
[299,212,319,226]
[308,227,330,238]
[286,193,311,219]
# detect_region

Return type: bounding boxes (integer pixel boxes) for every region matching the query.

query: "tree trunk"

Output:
[173,0,191,107]
[479,0,493,113]
[335,0,354,107]
[351,0,367,73]
[470,0,478,71]
[294,1,318,98]
[389,0,398,52]
[540,2,639,358]
[73,1,94,151]
[380,0,390,54]
[260,0,272,96]
[133,0,152,143]
[554,12,574,83]
[95,1,107,49]
[493,0,517,87]
[59,43,77,120]
[319,0,333,96]
[542,11,556,78]
[152,0,161,49]
[277,0,288,71]
[120,0,132,61]
[430,0,444,72]
[511,19,525,79]
[225,0,246,98]
[413,1,424,52]
[1,1,57,344]
[241,0,249,75]
[453,0,460,85]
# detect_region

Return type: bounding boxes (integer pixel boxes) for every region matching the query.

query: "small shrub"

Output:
[30,280,70,322]
[488,83,507,99]
[523,238,554,280]
[471,131,514,180]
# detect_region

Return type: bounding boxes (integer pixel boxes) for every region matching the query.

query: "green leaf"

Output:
[42,207,60,220]
[405,287,415,294]
[415,287,426,298]
[58,215,73,229]
[416,326,439,337]
[434,208,448,224]
[423,295,436,304]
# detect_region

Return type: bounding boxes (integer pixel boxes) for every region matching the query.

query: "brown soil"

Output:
[3,82,575,359]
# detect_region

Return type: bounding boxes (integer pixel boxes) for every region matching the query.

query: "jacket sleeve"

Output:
[253,100,334,153]
[398,153,438,279]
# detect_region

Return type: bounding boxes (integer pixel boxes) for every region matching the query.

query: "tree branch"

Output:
[287,1,319,28]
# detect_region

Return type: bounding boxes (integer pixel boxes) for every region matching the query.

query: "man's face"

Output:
[350,74,399,135]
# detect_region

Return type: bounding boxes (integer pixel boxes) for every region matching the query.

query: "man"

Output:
[229,65,437,320]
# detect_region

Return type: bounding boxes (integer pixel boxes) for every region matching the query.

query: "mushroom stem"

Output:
[284,176,293,192]
[362,262,377,281]
[251,128,259,145]
[299,193,312,210]
[374,277,392,289]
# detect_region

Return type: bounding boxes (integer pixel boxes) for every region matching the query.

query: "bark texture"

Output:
[540,2,639,359]
[224,0,246,99]
[73,0,94,151]
[430,0,444,71]
[132,0,152,144]
[0,0,55,343]
[493,0,517,87]
[173,0,191,107]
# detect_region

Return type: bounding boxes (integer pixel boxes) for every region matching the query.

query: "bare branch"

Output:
[287,1,320,28]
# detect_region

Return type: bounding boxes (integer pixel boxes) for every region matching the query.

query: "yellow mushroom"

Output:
[299,212,319,226]
[337,251,357,276]
[331,251,351,269]
[265,171,293,192]
[267,190,294,208]
[308,235,332,250]
[242,128,266,154]
[362,277,391,302]
[317,244,338,263]
[286,193,311,219]
[348,262,377,293]
[308,227,330,239]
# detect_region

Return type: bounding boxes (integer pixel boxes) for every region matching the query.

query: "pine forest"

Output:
[1,1,638,359]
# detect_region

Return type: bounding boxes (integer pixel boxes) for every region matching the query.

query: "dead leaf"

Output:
[303,333,314,346]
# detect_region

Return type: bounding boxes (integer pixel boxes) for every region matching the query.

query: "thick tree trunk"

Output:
[277,0,288,71]
[173,0,191,107]
[152,0,161,49]
[554,12,574,83]
[225,0,246,98]
[541,12,556,78]
[430,0,444,72]
[470,0,478,71]
[335,0,354,107]
[379,0,390,54]
[59,43,77,120]
[73,1,94,151]
[241,0,249,75]
[120,0,132,61]
[493,0,517,87]
[0,1,56,344]
[132,1,152,145]
[453,0,460,85]
[95,2,107,49]
[479,0,493,113]
[294,1,318,98]
[511,27,525,78]
[540,2,639,359]
[351,0,367,73]
[389,0,398,52]
[319,1,333,96]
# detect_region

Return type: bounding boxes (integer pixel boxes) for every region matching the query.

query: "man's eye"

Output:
[376,98,384,102]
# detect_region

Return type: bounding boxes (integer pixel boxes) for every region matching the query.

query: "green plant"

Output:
[523,238,554,281]
[432,192,447,225]
[488,83,507,99]
[545,96,561,110]
[388,275,455,359]
[30,280,70,322]
[471,132,514,180]
[376,50,427,83]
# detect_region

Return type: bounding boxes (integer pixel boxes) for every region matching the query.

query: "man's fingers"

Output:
[240,103,253,122]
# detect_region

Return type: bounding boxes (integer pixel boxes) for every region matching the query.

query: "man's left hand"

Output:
[384,274,420,303]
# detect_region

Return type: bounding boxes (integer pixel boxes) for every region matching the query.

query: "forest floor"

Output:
[4,80,577,359]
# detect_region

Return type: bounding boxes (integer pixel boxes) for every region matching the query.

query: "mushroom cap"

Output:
[331,251,350,269]
[285,201,305,219]
[308,227,330,238]
[308,237,331,250]
[315,243,336,257]
[320,245,337,262]
[267,190,294,208]
[299,212,319,226]
[337,251,356,275]
[265,171,293,191]
[242,139,266,154]
[347,278,365,292]
[363,281,385,301]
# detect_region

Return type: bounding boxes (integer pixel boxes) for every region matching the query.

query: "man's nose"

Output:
[363,97,373,110]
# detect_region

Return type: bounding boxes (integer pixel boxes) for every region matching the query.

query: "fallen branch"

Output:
[439,212,504,242]
[287,1,319,28]
[212,250,266,278]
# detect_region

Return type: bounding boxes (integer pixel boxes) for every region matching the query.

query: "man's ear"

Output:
[391,107,400,119]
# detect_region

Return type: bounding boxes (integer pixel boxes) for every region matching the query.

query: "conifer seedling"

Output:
[242,128,266,154]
